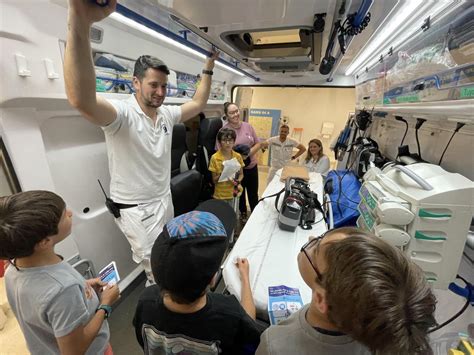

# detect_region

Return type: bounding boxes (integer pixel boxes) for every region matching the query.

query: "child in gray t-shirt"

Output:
[0,191,120,355]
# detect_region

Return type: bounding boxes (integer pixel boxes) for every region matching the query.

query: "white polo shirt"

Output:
[102,95,181,204]
[267,136,300,169]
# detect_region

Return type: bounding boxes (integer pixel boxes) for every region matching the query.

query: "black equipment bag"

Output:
[350,137,385,178]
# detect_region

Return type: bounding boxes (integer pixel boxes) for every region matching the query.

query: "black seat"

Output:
[171,123,192,178]
[170,169,202,216]
[195,117,223,200]
[170,123,202,216]
[196,117,223,174]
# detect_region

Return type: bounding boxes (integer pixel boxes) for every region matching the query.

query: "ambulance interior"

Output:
[0,0,473,353]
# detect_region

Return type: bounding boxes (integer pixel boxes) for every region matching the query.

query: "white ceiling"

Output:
[125,0,401,84]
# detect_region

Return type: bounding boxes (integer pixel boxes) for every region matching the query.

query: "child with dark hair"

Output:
[209,128,244,207]
[133,200,262,354]
[0,190,120,355]
[221,102,260,216]
[257,227,437,355]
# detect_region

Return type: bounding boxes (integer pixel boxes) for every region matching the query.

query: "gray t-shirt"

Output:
[5,260,109,355]
[256,305,370,355]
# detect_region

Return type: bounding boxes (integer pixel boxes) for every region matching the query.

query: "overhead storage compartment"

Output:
[355,5,474,122]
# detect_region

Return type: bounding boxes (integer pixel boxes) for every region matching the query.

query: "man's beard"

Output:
[143,94,163,108]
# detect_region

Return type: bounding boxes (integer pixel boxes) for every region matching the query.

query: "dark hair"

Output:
[305,138,324,163]
[133,55,170,80]
[151,208,231,305]
[0,191,65,259]
[161,288,208,305]
[319,227,437,354]
[223,102,238,116]
[217,128,237,142]
[280,124,289,131]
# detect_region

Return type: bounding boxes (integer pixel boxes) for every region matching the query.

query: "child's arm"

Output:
[237,167,244,182]
[235,258,256,320]
[211,172,221,185]
[56,284,119,355]
[234,155,244,183]
[209,154,221,185]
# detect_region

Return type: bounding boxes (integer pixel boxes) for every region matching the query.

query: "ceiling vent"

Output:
[256,60,313,72]
[222,27,322,72]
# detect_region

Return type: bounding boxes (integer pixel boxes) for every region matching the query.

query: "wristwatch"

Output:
[202,69,213,76]
[96,304,112,319]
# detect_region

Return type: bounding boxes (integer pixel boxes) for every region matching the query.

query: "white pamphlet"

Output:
[99,261,121,286]
[218,158,241,182]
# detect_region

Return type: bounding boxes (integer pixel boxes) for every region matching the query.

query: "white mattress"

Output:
[222,171,328,317]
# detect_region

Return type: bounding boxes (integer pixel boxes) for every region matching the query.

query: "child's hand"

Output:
[100,284,120,306]
[86,278,107,293]
[235,258,250,282]
[234,184,243,197]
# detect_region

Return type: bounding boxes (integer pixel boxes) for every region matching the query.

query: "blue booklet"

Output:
[268,285,304,325]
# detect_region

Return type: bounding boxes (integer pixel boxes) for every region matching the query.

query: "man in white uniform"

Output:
[64,0,218,284]
[262,125,306,185]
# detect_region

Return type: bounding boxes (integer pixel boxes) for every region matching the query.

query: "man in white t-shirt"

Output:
[64,0,219,284]
[262,125,306,185]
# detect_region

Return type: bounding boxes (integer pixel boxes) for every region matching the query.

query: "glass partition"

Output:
[0,138,21,196]
[356,5,474,107]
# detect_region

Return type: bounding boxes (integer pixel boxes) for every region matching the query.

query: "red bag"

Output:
[0,261,5,278]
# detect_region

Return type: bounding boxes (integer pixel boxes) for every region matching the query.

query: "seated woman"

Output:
[303,139,330,176]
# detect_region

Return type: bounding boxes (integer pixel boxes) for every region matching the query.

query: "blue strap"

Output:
[449,282,474,305]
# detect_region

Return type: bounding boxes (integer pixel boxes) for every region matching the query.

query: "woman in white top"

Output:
[303,139,330,175]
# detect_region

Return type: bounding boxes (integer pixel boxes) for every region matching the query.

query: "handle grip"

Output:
[393,165,433,191]
[92,0,109,7]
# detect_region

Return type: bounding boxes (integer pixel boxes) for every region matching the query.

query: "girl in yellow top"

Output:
[209,128,244,205]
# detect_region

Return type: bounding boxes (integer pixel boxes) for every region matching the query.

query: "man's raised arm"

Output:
[180,51,219,122]
[64,0,117,126]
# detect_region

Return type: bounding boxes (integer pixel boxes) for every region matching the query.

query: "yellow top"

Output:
[209,150,244,200]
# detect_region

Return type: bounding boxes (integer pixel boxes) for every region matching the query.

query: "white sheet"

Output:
[222,170,328,317]
[218,158,241,182]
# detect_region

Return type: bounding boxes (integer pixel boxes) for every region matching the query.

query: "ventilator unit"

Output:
[358,163,474,289]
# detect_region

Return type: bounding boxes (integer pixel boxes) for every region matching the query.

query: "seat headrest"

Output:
[199,117,223,141]
[172,123,187,149]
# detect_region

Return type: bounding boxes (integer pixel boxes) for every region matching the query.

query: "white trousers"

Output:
[114,193,174,284]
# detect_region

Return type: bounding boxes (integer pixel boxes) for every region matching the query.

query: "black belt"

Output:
[114,202,138,210]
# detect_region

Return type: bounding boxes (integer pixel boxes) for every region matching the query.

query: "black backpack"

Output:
[350,137,385,178]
